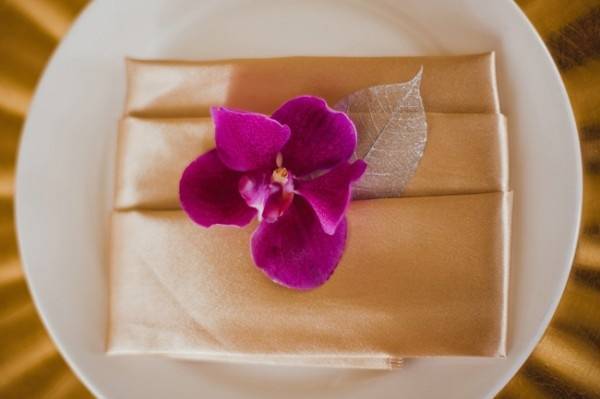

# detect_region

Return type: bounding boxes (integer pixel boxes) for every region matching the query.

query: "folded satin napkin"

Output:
[108,53,512,369]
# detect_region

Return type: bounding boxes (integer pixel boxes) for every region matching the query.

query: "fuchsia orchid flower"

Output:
[179,96,366,290]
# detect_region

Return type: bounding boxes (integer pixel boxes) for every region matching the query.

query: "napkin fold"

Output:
[110,193,511,367]
[115,113,508,209]
[125,54,499,116]
[108,53,512,369]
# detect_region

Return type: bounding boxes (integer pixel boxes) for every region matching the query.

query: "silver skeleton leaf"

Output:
[335,68,427,199]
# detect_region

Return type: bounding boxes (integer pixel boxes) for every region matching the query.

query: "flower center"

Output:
[239,165,295,224]
[271,167,289,185]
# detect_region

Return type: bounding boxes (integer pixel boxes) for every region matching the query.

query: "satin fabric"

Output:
[115,113,508,209]
[110,193,511,367]
[108,53,512,369]
[125,54,499,117]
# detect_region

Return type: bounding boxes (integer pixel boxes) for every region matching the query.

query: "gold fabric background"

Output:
[0,0,597,397]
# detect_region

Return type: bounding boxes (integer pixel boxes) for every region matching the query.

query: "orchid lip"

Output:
[239,166,295,224]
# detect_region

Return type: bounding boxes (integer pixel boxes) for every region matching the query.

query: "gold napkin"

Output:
[108,53,512,369]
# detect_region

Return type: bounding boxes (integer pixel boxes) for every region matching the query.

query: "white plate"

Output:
[16,0,581,398]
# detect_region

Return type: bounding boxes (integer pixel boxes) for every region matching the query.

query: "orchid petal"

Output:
[251,197,347,290]
[180,150,256,227]
[212,106,291,172]
[272,96,357,176]
[296,160,366,235]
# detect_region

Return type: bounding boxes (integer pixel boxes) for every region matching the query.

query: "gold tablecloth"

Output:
[0,0,598,397]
